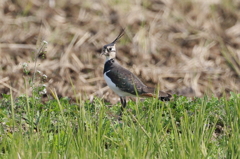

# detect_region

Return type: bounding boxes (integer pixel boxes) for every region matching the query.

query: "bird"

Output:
[101,29,171,113]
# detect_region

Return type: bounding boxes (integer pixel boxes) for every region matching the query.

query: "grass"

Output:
[0,91,239,158]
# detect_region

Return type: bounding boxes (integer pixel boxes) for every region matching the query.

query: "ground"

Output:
[0,0,239,103]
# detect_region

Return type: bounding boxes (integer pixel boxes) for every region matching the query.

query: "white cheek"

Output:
[109,52,116,58]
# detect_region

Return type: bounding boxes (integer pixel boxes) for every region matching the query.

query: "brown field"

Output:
[0,0,239,103]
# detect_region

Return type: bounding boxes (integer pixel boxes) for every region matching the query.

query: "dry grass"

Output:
[0,0,239,103]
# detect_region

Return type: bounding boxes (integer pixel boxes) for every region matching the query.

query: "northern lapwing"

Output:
[101,29,171,113]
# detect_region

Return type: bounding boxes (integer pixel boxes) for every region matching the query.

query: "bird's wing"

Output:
[106,63,147,96]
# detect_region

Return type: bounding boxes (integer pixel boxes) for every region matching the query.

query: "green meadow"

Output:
[0,91,239,158]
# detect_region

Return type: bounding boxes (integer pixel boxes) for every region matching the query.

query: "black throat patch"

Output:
[103,59,115,74]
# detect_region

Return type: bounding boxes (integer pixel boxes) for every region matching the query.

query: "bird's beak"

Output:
[100,48,105,56]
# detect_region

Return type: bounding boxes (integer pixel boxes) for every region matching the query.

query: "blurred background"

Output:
[0,0,239,103]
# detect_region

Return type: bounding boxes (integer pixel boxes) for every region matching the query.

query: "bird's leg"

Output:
[120,96,126,116]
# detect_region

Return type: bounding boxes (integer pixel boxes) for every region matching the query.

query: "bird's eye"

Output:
[108,47,112,51]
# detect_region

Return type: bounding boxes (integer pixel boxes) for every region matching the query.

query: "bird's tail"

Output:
[140,87,172,101]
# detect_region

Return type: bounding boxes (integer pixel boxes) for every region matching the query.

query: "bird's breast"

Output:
[103,70,134,97]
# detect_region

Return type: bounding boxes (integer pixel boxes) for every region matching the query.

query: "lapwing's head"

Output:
[101,29,124,60]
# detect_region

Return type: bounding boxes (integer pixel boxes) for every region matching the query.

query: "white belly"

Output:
[104,71,134,97]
